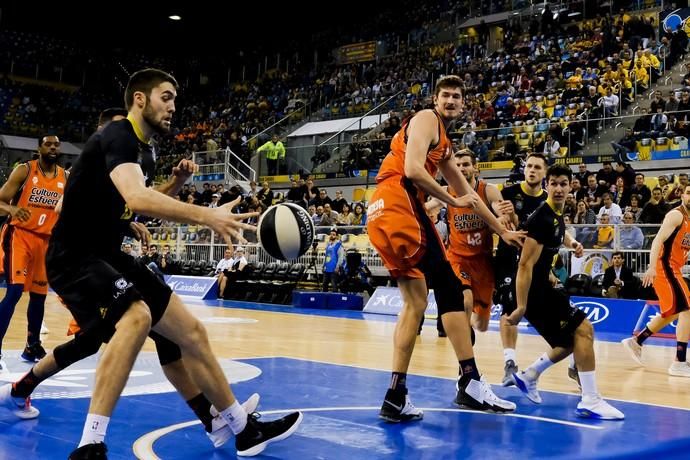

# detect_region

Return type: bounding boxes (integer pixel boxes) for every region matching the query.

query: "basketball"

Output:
[258,203,315,260]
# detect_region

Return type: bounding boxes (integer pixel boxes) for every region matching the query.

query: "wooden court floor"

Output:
[2,290,688,411]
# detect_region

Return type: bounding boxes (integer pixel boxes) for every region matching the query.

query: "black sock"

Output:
[459,357,481,382]
[389,372,407,391]
[677,342,688,362]
[636,327,653,345]
[187,393,214,432]
[11,369,40,399]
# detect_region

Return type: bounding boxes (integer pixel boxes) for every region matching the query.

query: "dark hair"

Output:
[38,135,58,147]
[601,192,612,200]
[635,173,645,179]
[98,107,128,126]
[602,161,612,166]
[434,75,463,97]
[546,164,572,181]
[124,68,178,110]
[612,251,624,258]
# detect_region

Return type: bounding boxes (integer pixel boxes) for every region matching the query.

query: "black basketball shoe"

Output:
[21,342,47,363]
[454,376,516,413]
[68,442,107,459]
[235,411,303,457]
[379,387,424,423]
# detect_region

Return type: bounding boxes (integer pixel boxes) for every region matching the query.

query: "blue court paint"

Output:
[1,357,688,459]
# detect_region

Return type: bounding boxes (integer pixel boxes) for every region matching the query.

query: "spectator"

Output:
[331,190,348,213]
[336,203,354,226]
[574,199,597,245]
[593,213,614,249]
[571,177,583,201]
[543,133,561,158]
[620,212,644,249]
[639,187,669,224]
[596,161,617,188]
[630,173,652,207]
[322,228,344,292]
[679,173,689,188]
[215,248,234,277]
[575,163,592,184]
[312,205,324,227]
[256,134,286,176]
[140,244,164,278]
[286,180,304,204]
[564,193,577,220]
[602,251,637,299]
[625,195,643,222]
[352,203,367,226]
[122,243,134,257]
[319,203,339,227]
[615,161,636,187]
[246,180,259,199]
[311,189,332,208]
[597,192,623,224]
[208,193,221,208]
[257,180,274,207]
[612,176,631,209]
[584,174,606,211]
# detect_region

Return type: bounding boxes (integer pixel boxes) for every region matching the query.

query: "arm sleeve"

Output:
[102,123,140,174]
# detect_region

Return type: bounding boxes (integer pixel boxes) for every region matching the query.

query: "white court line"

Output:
[132,406,603,459]
[250,355,690,412]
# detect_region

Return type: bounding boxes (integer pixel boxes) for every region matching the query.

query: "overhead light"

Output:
[169,15,182,20]
[568,11,581,17]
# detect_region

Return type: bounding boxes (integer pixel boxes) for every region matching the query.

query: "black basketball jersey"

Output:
[495,183,547,269]
[50,119,155,256]
[523,201,565,288]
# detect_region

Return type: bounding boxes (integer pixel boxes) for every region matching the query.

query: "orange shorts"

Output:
[449,253,495,318]
[367,180,446,279]
[654,266,690,318]
[0,225,49,294]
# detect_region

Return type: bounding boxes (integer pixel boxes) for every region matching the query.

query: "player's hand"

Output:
[208,197,259,244]
[498,214,515,231]
[494,199,515,216]
[549,272,559,287]
[129,222,151,243]
[500,229,527,248]
[10,206,31,222]
[571,241,584,257]
[172,159,199,181]
[642,268,655,288]
[506,307,526,326]
[454,191,479,208]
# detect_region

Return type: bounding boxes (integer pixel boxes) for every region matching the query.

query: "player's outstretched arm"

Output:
[110,163,257,243]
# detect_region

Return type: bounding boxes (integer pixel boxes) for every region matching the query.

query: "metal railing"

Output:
[125,223,687,280]
[192,148,256,185]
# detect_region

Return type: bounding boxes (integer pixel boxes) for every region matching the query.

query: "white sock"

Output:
[529,353,555,376]
[220,400,247,434]
[503,348,516,363]
[568,354,576,370]
[578,370,598,397]
[78,414,110,447]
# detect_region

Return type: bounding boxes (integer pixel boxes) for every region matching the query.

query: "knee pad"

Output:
[151,332,182,366]
[54,332,103,368]
[432,261,465,316]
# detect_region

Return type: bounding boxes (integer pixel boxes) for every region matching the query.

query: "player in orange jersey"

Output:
[0,135,67,366]
[446,151,513,333]
[368,75,525,423]
[622,184,690,377]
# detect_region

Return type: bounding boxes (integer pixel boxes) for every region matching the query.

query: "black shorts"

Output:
[525,285,587,349]
[47,248,172,339]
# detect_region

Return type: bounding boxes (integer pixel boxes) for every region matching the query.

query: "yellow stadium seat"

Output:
[655,137,670,151]
[524,119,536,133]
[636,138,653,160]
[672,136,688,150]
[352,188,365,202]
[557,146,568,158]
[364,188,376,202]
[644,177,659,190]
[517,132,532,150]
[512,121,524,134]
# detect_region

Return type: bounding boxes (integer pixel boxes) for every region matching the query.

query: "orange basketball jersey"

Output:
[376,110,453,201]
[658,206,690,273]
[447,180,493,258]
[10,160,66,236]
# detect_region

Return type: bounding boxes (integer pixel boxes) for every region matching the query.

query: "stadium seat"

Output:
[636,138,653,161]
[672,136,688,150]
[352,188,365,202]
[565,273,591,296]
[654,137,670,151]
[364,188,376,202]
[589,274,605,297]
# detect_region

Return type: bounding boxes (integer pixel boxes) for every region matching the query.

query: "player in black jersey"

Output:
[494,154,548,386]
[0,108,260,449]
[507,164,624,420]
[44,69,301,459]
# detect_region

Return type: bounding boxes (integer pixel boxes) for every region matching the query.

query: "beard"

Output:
[41,153,58,165]
[142,103,170,135]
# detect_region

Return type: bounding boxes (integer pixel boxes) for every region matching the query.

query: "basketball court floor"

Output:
[1,291,689,459]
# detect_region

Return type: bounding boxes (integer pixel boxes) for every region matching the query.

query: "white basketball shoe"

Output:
[576,394,624,420]
[0,383,40,419]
